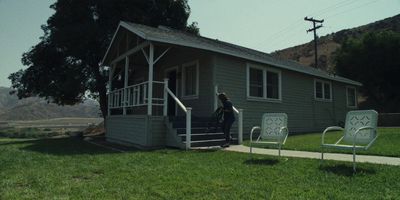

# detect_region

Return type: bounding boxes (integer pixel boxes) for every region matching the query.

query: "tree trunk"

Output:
[94,67,108,122]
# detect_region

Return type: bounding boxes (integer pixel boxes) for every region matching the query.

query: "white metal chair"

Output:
[321,110,378,172]
[250,113,289,156]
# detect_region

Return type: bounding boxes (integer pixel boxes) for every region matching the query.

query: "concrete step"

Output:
[179,132,225,141]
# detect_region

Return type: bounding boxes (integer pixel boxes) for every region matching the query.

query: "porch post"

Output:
[123,57,129,115]
[147,43,154,115]
[214,85,219,111]
[163,78,169,117]
[107,64,115,117]
[238,109,243,144]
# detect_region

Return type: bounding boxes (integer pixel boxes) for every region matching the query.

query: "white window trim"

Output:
[314,79,332,102]
[346,86,357,108]
[181,60,199,100]
[246,63,282,102]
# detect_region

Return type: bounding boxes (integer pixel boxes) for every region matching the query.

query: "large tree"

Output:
[335,30,400,112]
[9,0,198,118]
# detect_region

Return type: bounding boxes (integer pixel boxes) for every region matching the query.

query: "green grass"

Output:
[1,137,400,199]
[244,128,400,157]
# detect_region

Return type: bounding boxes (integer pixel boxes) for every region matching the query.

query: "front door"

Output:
[166,69,177,116]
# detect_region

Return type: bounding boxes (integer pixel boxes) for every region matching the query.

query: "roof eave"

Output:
[145,36,362,86]
[100,21,147,66]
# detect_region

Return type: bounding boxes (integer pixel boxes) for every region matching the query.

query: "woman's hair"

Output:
[218,93,228,101]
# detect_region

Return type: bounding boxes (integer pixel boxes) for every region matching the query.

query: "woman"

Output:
[218,93,235,148]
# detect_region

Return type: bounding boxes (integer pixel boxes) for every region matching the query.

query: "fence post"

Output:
[186,107,192,150]
[163,78,169,117]
[238,109,243,144]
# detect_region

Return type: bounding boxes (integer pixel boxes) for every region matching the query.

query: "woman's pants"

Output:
[221,120,234,143]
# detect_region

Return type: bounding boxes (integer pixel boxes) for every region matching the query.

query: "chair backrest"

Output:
[260,113,288,141]
[343,110,378,144]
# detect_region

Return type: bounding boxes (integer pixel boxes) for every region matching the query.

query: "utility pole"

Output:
[304,17,323,68]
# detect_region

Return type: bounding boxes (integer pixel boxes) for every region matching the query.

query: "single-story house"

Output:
[101,21,361,149]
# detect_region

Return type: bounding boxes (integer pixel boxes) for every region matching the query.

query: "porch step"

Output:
[182,138,239,147]
[178,132,225,141]
[176,127,222,134]
[169,116,236,148]
[172,121,214,129]
[183,139,226,147]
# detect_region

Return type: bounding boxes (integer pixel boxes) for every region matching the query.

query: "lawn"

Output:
[244,128,400,157]
[1,137,400,199]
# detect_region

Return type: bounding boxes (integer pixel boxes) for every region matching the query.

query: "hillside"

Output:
[272,14,400,72]
[0,87,100,120]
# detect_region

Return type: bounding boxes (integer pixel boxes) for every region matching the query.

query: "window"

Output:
[267,71,279,99]
[314,79,332,101]
[347,87,357,107]
[247,64,281,101]
[182,61,199,98]
[249,68,264,97]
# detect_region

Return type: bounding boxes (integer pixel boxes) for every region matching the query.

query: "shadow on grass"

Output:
[244,158,280,166]
[24,137,122,155]
[319,164,376,177]
[1,137,139,156]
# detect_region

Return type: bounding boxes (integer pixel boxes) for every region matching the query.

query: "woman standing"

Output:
[218,93,235,148]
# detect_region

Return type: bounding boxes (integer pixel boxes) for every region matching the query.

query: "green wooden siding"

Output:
[213,54,355,136]
[106,115,147,146]
[155,47,215,117]
[106,115,166,148]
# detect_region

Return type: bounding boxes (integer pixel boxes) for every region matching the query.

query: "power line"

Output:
[309,0,361,17]
[323,0,382,19]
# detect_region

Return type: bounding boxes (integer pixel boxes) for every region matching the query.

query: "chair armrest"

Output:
[250,126,261,143]
[279,126,289,144]
[322,126,344,145]
[353,126,377,148]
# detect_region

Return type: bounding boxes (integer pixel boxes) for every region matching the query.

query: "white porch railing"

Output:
[214,85,243,144]
[108,81,164,109]
[163,79,192,150]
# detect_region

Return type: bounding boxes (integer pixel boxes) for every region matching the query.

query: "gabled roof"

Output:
[103,21,362,86]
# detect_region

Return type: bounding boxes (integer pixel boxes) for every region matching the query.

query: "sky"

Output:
[0,0,399,87]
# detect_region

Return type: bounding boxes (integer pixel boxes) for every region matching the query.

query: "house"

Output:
[101,21,361,149]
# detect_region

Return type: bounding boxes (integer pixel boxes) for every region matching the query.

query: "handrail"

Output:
[125,81,148,89]
[165,87,187,113]
[164,78,191,150]
[109,81,167,110]
[233,106,239,114]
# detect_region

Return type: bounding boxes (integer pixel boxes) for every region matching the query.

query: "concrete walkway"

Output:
[224,145,400,166]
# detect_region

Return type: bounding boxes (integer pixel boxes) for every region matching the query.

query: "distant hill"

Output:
[272,14,400,72]
[0,87,100,120]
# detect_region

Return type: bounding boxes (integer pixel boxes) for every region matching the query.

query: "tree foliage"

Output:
[335,30,400,112]
[9,0,198,117]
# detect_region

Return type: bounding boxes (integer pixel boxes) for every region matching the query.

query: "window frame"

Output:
[346,86,357,108]
[246,63,282,102]
[314,79,332,101]
[181,60,199,99]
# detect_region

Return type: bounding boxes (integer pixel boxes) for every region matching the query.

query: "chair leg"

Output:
[278,144,281,157]
[353,148,356,173]
[250,144,253,159]
[321,147,324,165]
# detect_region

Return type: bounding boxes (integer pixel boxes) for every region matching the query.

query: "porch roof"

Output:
[102,21,362,86]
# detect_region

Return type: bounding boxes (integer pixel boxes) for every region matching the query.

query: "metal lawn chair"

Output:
[321,110,378,172]
[250,113,289,156]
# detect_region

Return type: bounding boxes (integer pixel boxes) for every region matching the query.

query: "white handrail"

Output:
[166,87,187,112]
[164,79,191,150]
[108,81,166,110]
